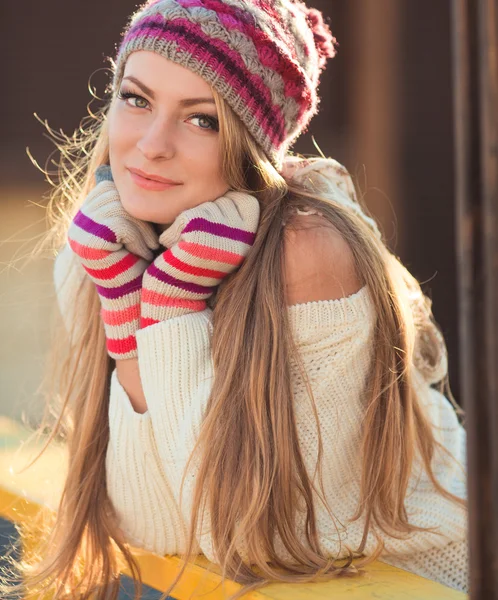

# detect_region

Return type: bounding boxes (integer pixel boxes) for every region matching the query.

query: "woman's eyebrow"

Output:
[121,75,215,107]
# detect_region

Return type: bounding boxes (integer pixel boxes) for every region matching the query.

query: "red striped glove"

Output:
[139,191,260,328]
[67,165,159,359]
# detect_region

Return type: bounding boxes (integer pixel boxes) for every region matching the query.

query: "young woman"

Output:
[3,0,467,598]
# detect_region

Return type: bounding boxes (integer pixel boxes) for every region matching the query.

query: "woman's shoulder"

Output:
[283,213,364,306]
[282,214,375,346]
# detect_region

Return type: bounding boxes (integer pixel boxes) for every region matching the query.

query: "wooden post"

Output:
[450,0,498,597]
[346,0,402,243]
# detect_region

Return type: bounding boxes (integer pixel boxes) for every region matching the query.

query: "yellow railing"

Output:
[0,416,467,599]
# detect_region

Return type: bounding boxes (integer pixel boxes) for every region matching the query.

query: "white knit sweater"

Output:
[53,240,468,593]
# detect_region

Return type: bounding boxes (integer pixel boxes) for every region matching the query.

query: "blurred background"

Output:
[1,0,460,424]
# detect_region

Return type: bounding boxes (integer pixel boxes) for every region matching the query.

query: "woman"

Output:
[3,1,467,598]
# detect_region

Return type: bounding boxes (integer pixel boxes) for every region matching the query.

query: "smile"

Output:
[127,169,183,191]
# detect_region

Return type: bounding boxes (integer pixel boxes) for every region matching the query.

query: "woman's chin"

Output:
[120,202,169,226]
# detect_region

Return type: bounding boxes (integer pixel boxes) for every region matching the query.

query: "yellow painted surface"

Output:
[0,417,467,599]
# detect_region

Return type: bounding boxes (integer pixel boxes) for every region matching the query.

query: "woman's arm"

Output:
[120,191,259,417]
[63,212,359,415]
[106,368,187,555]
[115,358,148,414]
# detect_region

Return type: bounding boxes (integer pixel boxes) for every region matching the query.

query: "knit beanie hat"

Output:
[111,0,337,170]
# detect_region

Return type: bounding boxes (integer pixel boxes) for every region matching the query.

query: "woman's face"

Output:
[108,50,230,226]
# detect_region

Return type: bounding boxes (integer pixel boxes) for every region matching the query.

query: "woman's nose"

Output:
[136,119,175,161]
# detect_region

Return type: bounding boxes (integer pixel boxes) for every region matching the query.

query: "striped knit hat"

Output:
[111,0,337,170]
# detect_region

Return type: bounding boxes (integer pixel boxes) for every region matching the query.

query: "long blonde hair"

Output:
[1,73,465,599]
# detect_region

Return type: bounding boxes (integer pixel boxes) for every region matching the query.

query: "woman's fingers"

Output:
[222,191,260,233]
[158,213,188,249]
[116,219,160,261]
[82,189,159,260]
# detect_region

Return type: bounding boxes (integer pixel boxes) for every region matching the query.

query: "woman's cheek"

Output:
[118,190,142,220]
[108,109,133,164]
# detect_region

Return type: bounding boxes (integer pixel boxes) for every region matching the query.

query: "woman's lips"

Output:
[128,169,183,191]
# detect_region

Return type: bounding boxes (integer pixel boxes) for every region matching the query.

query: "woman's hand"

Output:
[67,165,160,359]
[77,165,159,261]
[139,190,260,328]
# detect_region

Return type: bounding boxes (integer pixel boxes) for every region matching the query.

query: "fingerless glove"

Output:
[67,166,159,358]
[140,191,260,328]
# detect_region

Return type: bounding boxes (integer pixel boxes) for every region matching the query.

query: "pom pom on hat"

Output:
[298,5,339,69]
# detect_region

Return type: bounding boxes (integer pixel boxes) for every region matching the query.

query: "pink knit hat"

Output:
[111,0,337,169]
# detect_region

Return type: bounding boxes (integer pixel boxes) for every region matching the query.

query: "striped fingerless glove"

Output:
[140,191,260,328]
[67,166,159,359]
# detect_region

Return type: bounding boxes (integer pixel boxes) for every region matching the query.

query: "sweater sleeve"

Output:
[381,539,468,593]
[105,368,188,555]
[377,369,469,593]
[53,241,86,335]
[134,309,215,558]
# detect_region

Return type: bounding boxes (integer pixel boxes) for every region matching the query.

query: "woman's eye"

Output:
[189,114,219,132]
[118,91,149,109]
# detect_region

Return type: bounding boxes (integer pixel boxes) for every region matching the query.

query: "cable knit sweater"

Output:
[53,240,468,594]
